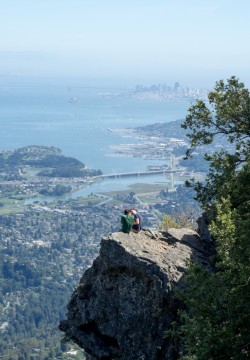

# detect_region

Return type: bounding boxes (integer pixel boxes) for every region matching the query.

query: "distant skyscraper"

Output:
[174,82,180,91]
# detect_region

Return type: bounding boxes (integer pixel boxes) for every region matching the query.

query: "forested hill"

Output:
[0,145,83,167]
[0,145,102,180]
[137,118,186,138]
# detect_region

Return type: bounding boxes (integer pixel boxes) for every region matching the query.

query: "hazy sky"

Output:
[1,0,250,87]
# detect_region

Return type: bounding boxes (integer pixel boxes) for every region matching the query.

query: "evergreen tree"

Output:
[175,77,250,359]
[182,76,250,208]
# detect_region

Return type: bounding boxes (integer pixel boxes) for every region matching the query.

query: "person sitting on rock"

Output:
[130,209,143,233]
[121,209,134,234]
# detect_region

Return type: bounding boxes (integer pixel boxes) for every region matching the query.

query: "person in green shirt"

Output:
[120,209,134,233]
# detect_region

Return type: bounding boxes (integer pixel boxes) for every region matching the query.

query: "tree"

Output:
[182,76,250,208]
[174,77,250,359]
[160,208,196,230]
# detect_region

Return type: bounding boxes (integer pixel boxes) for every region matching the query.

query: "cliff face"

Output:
[59,228,212,360]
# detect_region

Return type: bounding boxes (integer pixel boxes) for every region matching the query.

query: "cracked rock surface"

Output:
[59,228,212,360]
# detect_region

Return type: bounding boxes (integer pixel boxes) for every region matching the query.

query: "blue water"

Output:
[24,174,173,204]
[0,78,189,173]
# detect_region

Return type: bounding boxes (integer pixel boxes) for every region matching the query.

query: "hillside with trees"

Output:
[173,77,250,359]
[0,145,102,181]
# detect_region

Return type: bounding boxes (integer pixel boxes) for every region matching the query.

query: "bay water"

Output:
[0,77,190,195]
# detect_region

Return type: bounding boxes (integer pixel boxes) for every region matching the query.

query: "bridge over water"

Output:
[95,169,182,179]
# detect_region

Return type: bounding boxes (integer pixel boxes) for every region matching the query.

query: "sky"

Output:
[1,0,250,88]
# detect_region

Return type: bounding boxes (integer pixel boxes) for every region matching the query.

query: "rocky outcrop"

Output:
[59,228,212,360]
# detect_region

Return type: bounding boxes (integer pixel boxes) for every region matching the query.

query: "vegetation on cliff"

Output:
[175,77,250,359]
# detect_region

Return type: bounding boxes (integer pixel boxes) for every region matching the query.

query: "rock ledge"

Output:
[60,228,212,360]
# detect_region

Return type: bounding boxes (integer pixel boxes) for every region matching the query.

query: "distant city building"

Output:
[134,82,208,101]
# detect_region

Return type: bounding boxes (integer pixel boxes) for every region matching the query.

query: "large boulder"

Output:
[59,228,212,359]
